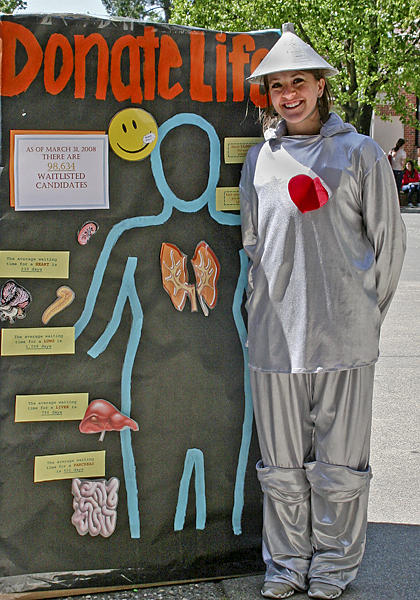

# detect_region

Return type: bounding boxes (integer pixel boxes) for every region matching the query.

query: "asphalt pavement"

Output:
[8,212,420,600]
[41,521,420,600]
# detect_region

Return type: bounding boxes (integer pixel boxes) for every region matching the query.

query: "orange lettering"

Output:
[190,31,212,102]
[0,21,43,96]
[74,34,109,100]
[249,48,269,108]
[229,34,255,102]
[215,32,227,103]
[158,34,183,100]
[110,35,142,103]
[0,22,272,107]
[137,26,159,101]
[44,34,73,95]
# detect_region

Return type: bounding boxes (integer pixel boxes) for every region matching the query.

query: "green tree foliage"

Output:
[0,0,26,12]
[102,0,171,22]
[171,0,420,134]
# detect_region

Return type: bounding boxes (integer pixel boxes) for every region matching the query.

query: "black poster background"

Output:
[0,14,279,596]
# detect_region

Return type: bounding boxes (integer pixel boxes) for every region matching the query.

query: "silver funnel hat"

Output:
[248,23,338,84]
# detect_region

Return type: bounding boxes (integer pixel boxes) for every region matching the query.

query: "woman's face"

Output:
[407,162,412,171]
[267,70,325,135]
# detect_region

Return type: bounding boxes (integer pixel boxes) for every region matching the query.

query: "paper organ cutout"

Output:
[0,280,32,323]
[160,241,220,316]
[79,399,139,442]
[71,477,120,537]
[191,242,220,316]
[160,243,198,312]
[160,242,197,312]
[42,286,75,324]
[288,174,329,213]
[77,221,99,245]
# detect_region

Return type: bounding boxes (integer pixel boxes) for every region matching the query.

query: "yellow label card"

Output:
[0,251,69,278]
[34,450,106,482]
[1,327,75,356]
[216,187,240,211]
[224,137,264,164]
[15,393,89,422]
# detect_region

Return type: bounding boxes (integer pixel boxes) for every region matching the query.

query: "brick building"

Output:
[371,92,420,163]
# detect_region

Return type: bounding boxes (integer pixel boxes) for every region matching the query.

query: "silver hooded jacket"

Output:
[240,113,406,374]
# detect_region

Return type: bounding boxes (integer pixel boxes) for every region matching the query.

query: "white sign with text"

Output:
[14,134,109,211]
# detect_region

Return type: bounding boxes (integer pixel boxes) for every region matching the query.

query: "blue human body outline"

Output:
[74,113,252,538]
[87,257,143,538]
[174,448,206,531]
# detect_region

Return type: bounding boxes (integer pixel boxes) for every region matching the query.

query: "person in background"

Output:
[240,23,406,600]
[389,138,406,192]
[402,159,420,207]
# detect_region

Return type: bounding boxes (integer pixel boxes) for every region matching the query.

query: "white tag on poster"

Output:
[13,133,109,211]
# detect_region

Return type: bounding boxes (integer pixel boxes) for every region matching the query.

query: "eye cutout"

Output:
[122,123,127,133]
[132,120,137,129]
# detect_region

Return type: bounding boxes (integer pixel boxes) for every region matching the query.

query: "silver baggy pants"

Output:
[250,366,375,591]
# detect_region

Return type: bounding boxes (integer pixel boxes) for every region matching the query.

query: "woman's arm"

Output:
[239,147,260,307]
[362,149,406,323]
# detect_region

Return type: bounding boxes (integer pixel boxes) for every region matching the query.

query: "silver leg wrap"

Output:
[305,460,372,589]
[257,460,311,591]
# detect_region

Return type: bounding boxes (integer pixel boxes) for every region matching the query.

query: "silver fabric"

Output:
[258,463,312,591]
[306,461,371,587]
[240,113,406,374]
[251,366,375,590]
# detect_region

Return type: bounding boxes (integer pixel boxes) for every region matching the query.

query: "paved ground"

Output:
[53,523,420,600]
[368,211,420,524]
[8,212,420,600]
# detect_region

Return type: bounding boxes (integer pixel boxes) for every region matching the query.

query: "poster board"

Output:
[0,13,279,597]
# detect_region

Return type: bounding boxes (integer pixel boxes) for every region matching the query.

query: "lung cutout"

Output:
[288,174,329,213]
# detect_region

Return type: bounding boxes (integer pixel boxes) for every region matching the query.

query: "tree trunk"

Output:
[340,101,373,136]
[358,104,373,136]
[341,100,358,128]
[161,0,171,22]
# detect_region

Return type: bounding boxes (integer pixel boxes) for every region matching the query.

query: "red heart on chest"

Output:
[288,174,329,213]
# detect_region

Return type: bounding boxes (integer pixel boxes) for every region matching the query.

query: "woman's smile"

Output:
[283,100,303,109]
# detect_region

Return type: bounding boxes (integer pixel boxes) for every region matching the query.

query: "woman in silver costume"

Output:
[240,24,406,600]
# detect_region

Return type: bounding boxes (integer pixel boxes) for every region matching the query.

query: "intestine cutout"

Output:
[71,477,120,537]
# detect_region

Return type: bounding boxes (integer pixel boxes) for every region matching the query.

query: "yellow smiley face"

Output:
[108,108,158,161]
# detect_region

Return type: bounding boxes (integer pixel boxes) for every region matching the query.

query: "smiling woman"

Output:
[239,22,406,600]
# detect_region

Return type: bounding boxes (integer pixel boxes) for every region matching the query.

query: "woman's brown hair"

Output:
[392,138,405,152]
